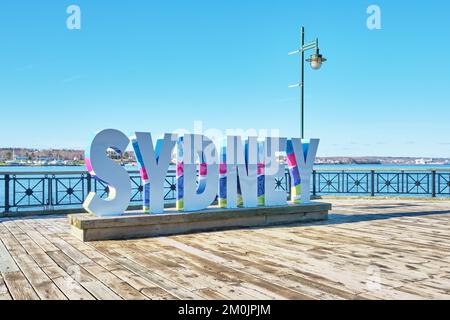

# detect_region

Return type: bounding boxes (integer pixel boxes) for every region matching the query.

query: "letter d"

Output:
[181,134,219,211]
[83,129,131,216]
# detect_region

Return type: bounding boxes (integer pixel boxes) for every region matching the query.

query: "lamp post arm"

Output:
[301,40,318,52]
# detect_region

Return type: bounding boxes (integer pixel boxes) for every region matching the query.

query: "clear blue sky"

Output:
[0,0,449,157]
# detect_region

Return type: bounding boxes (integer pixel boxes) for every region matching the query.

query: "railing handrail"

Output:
[1,167,450,175]
[314,167,450,172]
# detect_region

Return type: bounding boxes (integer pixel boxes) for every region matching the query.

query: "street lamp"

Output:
[306,51,327,70]
[289,27,327,139]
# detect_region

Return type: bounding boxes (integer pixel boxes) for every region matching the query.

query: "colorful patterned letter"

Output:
[177,134,219,212]
[288,139,320,203]
[264,137,287,207]
[257,140,265,206]
[131,133,177,214]
[218,139,228,208]
[222,136,258,208]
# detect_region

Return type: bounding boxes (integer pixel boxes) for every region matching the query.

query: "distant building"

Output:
[415,159,426,165]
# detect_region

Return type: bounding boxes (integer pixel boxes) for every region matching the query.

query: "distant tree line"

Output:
[0,148,138,162]
[0,148,85,161]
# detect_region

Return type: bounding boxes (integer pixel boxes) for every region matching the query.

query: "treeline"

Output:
[0,148,85,161]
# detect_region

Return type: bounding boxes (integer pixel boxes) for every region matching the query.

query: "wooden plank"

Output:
[92,244,204,299]
[81,263,148,300]
[2,271,39,300]
[152,239,314,300]
[5,221,58,268]
[0,273,12,300]
[7,250,67,300]
[2,220,97,300]
[47,250,78,271]
[168,237,360,300]
[128,241,270,300]
[32,229,147,300]
[54,252,122,300]
[58,234,121,271]
[247,227,440,282]
[0,240,19,273]
[81,281,123,300]
[184,234,364,297]
[1,221,68,300]
[242,230,428,288]
[17,226,59,252]
[181,231,391,294]
[0,225,27,254]
[52,276,96,300]
[111,268,179,300]
[47,250,122,300]
[45,236,92,265]
[108,244,215,294]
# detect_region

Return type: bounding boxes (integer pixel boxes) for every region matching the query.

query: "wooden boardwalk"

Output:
[0,199,449,300]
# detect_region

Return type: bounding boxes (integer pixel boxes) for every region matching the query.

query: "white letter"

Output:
[131,133,177,214]
[289,139,320,203]
[367,5,382,30]
[67,5,81,30]
[264,137,287,206]
[225,136,258,208]
[83,129,131,216]
[180,134,219,211]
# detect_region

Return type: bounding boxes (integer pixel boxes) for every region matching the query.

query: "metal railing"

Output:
[312,168,450,197]
[0,170,176,214]
[0,168,449,215]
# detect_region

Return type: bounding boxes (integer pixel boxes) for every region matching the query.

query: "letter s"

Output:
[83,129,131,216]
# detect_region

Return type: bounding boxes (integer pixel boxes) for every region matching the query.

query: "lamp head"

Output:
[306,49,327,70]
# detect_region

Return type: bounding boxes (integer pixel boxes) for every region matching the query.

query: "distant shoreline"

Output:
[2,157,450,167]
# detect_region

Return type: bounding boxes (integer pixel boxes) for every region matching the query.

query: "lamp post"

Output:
[289,27,327,139]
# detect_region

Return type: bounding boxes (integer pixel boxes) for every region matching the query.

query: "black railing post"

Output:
[313,170,317,196]
[401,171,405,194]
[371,170,375,197]
[4,174,10,213]
[87,173,92,193]
[47,175,52,207]
[285,170,291,200]
[432,170,436,198]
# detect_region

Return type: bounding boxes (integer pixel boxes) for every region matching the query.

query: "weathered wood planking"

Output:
[0,273,12,300]
[0,199,449,300]
[0,240,19,273]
